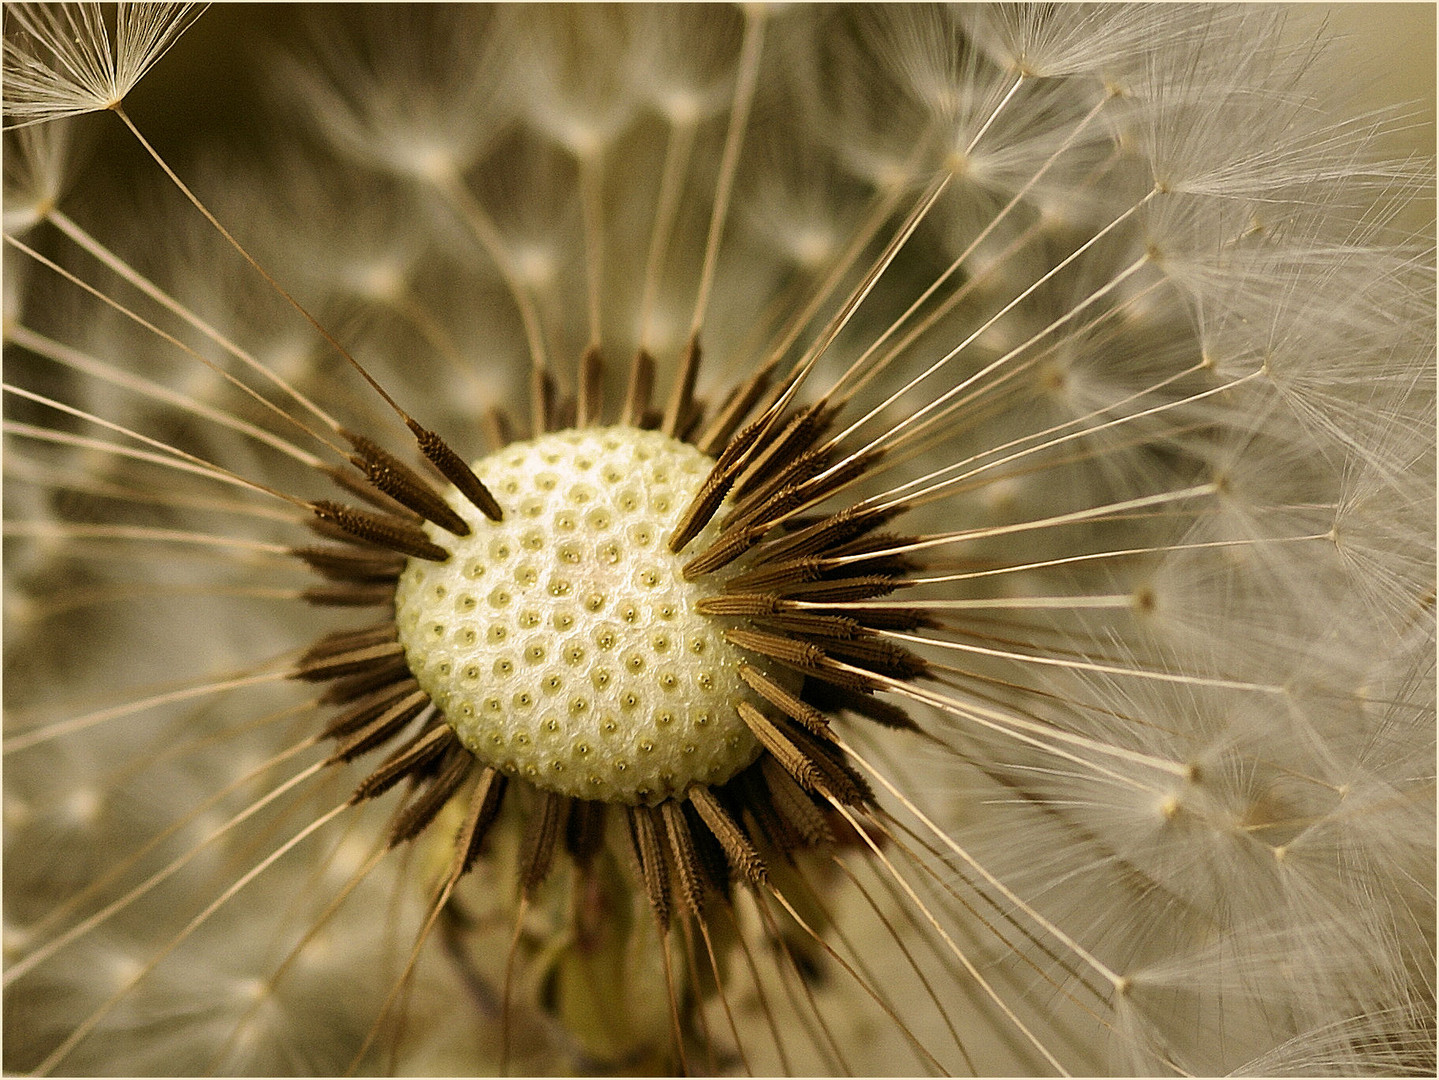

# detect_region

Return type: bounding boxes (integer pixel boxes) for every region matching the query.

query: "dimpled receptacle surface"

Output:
[394,427,765,805]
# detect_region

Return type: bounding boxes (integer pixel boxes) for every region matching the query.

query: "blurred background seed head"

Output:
[83,5,1439,186]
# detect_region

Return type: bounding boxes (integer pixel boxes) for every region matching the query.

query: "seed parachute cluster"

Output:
[2,4,1434,1077]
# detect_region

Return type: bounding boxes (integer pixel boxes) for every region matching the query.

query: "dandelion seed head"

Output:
[2,3,1432,1076]
[1,2,202,125]
[282,5,515,180]
[395,427,768,804]
[2,121,70,231]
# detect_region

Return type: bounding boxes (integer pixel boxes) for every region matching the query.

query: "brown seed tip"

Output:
[405,419,504,522]
[310,500,451,562]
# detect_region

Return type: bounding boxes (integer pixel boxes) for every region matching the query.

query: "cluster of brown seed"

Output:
[284,331,934,948]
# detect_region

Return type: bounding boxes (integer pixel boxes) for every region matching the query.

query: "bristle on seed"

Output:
[668,467,738,555]
[291,545,406,582]
[760,758,836,847]
[320,660,413,705]
[682,524,764,579]
[732,402,835,499]
[738,664,833,737]
[661,333,702,438]
[660,800,707,918]
[578,345,604,428]
[323,464,423,520]
[627,804,672,928]
[300,623,398,662]
[388,744,475,846]
[406,419,504,522]
[301,583,398,607]
[329,689,430,761]
[736,703,828,798]
[695,365,776,456]
[621,348,655,428]
[519,791,568,899]
[343,429,471,536]
[565,799,607,869]
[296,641,405,682]
[532,368,558,435]
[458,768,509,874]
[689,785,767,887]
[354,723,459,801]
[322,679,423,739]
[310,500,451,561]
